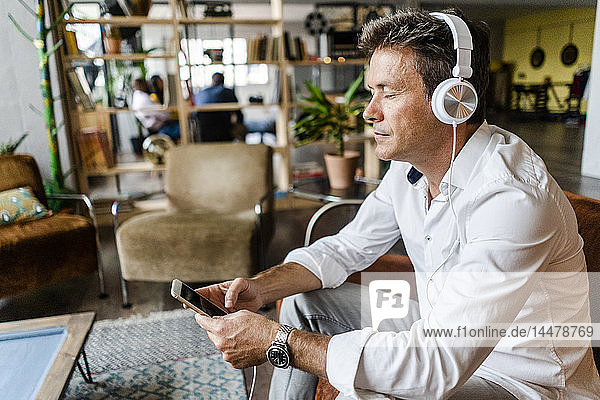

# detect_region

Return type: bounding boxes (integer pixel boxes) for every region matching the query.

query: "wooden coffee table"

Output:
[0,312,95,400]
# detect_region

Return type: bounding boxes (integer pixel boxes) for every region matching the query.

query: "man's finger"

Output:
[195,312,218,331]
[224,278,248,308]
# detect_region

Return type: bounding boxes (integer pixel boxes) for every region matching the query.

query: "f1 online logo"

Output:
[368,280,411,331]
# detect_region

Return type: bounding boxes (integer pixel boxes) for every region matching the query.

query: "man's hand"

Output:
[196,310,279,369]
[194,277,263,312]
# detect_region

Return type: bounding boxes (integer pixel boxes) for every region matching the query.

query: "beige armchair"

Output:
[113,142,273,306]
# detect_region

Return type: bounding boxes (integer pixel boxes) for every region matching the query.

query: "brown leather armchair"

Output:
[283,192,600,400]
[0,154,105,298]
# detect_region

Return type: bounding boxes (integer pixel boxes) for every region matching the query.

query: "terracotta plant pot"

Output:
[104,37,121,54]
[324,150,360,189]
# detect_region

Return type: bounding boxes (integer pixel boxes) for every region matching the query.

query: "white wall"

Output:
[581,0,600,178]
[0,0,70,185]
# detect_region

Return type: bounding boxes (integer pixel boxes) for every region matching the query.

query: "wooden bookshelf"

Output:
[50,0,369,193]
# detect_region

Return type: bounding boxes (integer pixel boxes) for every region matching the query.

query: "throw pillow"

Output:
[0,187,52,225]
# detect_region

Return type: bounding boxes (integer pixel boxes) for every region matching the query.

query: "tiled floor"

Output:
[1,111,598,398]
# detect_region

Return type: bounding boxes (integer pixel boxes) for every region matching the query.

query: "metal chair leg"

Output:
[76,349,93,383]
[96,252,107,299]
[119,273,131,308]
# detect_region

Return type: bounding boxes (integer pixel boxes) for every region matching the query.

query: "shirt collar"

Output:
[439,120,493,192]
[405,121,492,193]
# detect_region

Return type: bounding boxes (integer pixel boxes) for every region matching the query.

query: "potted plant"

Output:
[293,71,366,189]
[104,25,121,54]
[0,133,28,155]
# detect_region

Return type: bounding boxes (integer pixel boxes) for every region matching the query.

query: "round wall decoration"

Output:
[530,47,545,69]
[530,28,545,69]
[561,24,579,66]
[304,12,330,35]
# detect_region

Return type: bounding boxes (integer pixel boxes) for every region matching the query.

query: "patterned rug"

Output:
[64,308,247,399]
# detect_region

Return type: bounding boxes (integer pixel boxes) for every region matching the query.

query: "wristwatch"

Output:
[266,324,295,368]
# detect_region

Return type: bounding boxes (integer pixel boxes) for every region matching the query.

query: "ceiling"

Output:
[239,0,596,20]
[421,0,596,20]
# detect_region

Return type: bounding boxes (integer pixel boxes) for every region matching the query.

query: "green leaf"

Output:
[344,71,365,105]
[0,133,28,155]
[8,13,34,43]
[305,81,332,108]
[15,0,36,16]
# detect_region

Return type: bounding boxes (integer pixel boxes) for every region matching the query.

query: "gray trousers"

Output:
[269,282,517,400]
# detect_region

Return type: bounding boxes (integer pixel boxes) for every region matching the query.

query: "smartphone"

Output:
[170,279,228,317]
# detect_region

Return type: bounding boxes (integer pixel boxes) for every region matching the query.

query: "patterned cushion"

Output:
[0,187,52,225]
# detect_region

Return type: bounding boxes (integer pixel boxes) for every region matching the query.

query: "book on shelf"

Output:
[293,162,324,181]
[247,35,283,63]
[283,31,293,61]
[284,32,307,61]
[177,0,188,18]
[66,67,95,112]
[64,29,78,55]
[115,0,132,16]
[77,127,115,171]
[247,33,307,62]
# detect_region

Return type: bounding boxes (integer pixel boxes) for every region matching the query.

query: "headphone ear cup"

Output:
[431,78,478,125]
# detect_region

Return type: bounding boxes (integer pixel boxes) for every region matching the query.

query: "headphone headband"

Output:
[430,12,473,79]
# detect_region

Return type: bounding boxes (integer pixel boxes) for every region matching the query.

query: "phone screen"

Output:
[179,282,227,317]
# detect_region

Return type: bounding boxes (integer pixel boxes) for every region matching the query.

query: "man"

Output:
[192,72,245,142]
[194,9,600,399]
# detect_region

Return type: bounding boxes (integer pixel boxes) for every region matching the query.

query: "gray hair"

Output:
[359,8,490,125]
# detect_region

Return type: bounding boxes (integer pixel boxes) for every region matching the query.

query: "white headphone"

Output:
[430,12,478,126]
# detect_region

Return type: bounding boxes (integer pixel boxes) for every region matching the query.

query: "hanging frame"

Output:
[530,28,545,69]
[561,23,579,66]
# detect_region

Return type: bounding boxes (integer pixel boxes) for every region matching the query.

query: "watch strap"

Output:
[274,324,295,346]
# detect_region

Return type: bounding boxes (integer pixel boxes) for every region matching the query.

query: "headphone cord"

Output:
[426,121,461,308]
[248,365,257,399]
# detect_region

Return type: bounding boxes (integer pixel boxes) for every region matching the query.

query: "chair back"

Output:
[165,143,272,213]
[564,191,600,370]
[0,154,47,207]
[190,111,234,142]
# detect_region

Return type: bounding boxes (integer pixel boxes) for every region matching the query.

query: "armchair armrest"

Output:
[45,193,106,297]
[46,193,98,228]
[111,190,165,231]
[253,186,277,271]
[304,199,364,246]
[254,186,277,216]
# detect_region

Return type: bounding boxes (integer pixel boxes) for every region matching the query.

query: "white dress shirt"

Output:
[285,122,600,399]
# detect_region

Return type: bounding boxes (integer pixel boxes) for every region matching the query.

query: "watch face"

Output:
[267,346,290,368]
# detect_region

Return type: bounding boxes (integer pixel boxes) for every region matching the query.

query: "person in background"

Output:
[149,75,165,104]
[131,78,180,142]
[192,72,245,142]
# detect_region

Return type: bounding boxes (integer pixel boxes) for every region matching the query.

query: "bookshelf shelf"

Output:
[81,106,178,114]
[180,18,280,25]
[62,17,173,26]
[289,59,367,66]
[185,61,282,66]
[189,103,279,112]
[85,161,166,177]
[66,53,176,62]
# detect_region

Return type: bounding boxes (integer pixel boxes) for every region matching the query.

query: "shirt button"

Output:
[425,235,432,241]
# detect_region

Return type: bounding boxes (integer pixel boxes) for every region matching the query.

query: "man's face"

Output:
[363,47,442,162]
